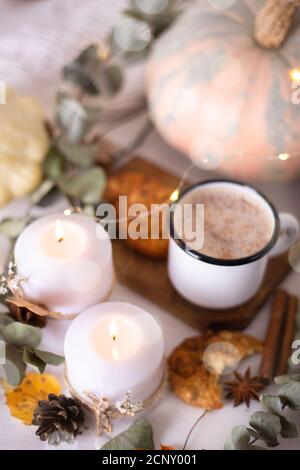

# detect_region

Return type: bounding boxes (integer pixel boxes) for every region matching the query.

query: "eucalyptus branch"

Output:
[225,315,300,450]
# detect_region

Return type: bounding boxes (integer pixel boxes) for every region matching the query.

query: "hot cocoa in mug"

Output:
[168,180,299,309]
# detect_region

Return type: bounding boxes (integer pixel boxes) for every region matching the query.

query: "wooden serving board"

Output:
[112,158,292,331]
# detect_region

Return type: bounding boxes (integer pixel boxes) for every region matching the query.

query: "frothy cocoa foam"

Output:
[181,185,274,260]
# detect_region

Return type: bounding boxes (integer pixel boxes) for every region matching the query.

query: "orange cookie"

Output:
[105,170,174,258]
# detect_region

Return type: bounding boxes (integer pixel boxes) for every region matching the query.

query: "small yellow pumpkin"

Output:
[0,88,50,207]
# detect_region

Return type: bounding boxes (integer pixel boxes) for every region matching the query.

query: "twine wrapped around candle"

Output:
[64,365,167,437]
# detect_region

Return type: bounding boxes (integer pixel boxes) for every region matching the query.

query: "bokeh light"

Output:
[203,341,241,375]
[190,135,224,171]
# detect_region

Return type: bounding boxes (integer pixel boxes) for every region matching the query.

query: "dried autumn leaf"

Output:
[3,372,61,424]
[7,297,47,328]
[168,331,263,409]
[168,333,222,409]
[6,297,61,319]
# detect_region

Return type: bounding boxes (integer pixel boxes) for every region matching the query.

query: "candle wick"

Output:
[58,237,64,243]
[112,335,116,341]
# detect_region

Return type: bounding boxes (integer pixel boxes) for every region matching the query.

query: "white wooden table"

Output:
[0,0,300,450]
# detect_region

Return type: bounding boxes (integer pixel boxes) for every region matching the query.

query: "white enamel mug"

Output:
[168,180,299,309]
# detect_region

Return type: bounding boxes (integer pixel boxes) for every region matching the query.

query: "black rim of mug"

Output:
[169,178,280,267]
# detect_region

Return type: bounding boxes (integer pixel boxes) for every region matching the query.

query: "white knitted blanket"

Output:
[0,0,127,109]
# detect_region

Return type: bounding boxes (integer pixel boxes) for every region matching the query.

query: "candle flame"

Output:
[55,220,65,243]
[110,319,118,342]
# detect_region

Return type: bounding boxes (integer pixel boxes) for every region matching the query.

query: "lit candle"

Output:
[64,302,165,402]
[14,212,114,315]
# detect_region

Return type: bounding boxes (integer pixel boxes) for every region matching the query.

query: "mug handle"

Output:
[269,213,299,258]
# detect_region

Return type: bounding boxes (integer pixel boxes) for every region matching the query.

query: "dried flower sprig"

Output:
[115,391,143,416]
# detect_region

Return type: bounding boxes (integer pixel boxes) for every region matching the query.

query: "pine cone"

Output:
[8,302,47,328]
[32,393,85,446]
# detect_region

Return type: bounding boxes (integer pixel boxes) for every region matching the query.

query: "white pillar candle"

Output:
[64,302,165,402]
[14,212,114,315]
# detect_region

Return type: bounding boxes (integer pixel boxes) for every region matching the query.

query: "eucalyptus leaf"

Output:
[275,373,300,385]
[149,11,180,37]
[101,418,154,450]
[57,98,89,143]
[57,139,98,168]
[249,412,281,447]
[260,395,283,416]
[63,45,121,96]
[34,349,64,366]
[275,375,294,386]
[0,313,14,327]
[30,180,56,207]
[58,167,107,204]
[0,217,28,239]
[112,18,152,53]
[259,396,298,439]
[131,0,172,15]
[129,0,180,36]
[279,416,298,439]
[23,347,46,374]
[0,302,9,314]
[246,428,261,440]
[278,380,300,410]
[2,322,42,348]
[123,8,147,22]
[63,45,101,95]
[98,64,123,96]
[2,344,26,386]
[122,46,151,62]
[224,426,251,450]
[0,233,11,276]
[43,146,66,181]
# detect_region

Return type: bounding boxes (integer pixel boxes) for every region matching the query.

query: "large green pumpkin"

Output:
[146,0,300,180]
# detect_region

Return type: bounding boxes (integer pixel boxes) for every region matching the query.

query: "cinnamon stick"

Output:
[259,289,288,385]
[275,295,298,376]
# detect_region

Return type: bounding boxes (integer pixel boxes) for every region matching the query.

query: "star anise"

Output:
[224,368,264,407]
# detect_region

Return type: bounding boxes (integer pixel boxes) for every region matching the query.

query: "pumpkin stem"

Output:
[254,0,300,49]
